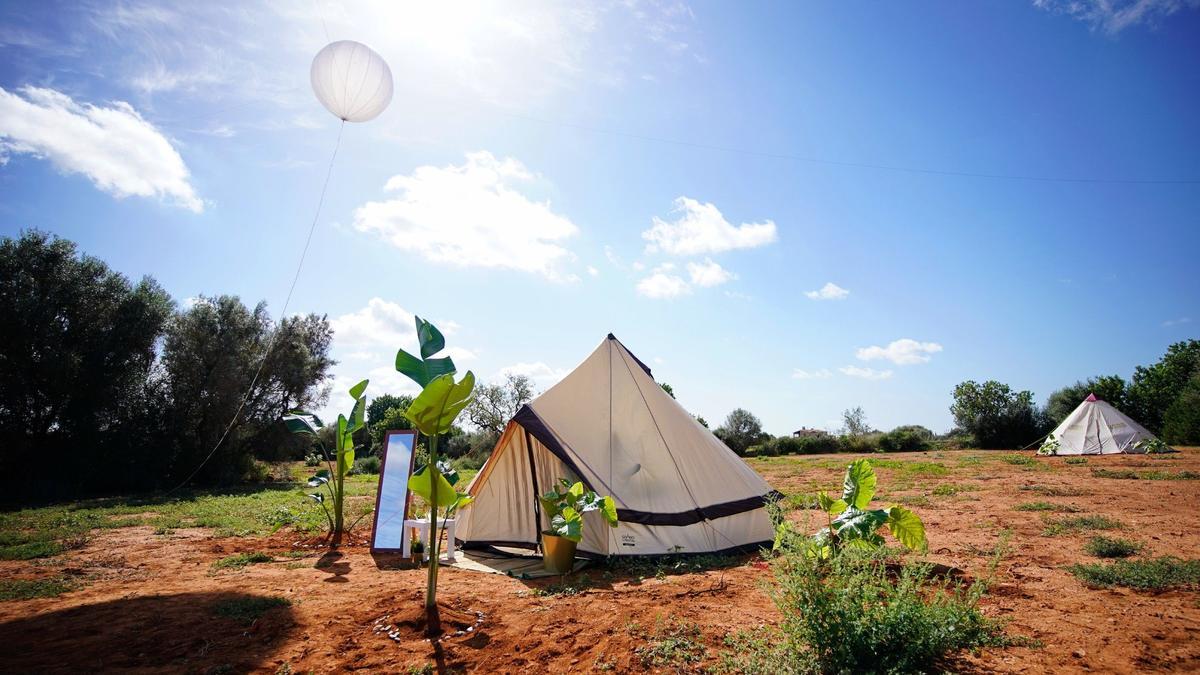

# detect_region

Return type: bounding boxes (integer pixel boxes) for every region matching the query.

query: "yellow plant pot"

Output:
[541,532,578,574]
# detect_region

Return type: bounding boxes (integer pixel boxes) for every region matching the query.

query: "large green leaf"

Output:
[339,445,355,476]
[348,378,369,400]
[408,465,458,508]
[283,413,322,436]
[550,506,583,542]
[335,414,348,452]
[817,491,848,516]
[395,348,458,388]
[600,495,618,527]
[347,395,366,434]
[832,506,889,542]
[886,505,928,552]
[841,459,877,510]
[404,372,475,436]
[415,316,446,360]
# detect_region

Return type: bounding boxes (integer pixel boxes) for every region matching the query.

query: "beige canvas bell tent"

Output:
[456,334,780,557]
[1042,393,1163,455]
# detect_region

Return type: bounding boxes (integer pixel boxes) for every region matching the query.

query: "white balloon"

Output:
[310,40,393,123]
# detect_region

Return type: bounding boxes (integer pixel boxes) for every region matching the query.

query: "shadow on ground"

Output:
[0,591,296,674]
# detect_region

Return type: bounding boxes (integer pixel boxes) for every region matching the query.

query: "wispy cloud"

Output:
[840,365,894,380]
[1163,316,1192,327]
[805,282,849,301]
[498,361,569,387]
[1032,0,1200,33]
[792,368,832,380]
[0,86,202,212]
[353,151,580,281]
[643,197,777,256]
[856,338,943,365]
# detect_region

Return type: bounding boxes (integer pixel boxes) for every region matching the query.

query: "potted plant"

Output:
[538,478,619,574]
[410,535,425,567]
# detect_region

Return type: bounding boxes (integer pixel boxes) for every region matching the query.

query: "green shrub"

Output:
[1000,454,1037,466]
[304,452,322,467]
[1085,536,1141,558]
[352,455,381,475]
[729,549,1005,674]
[838,433,882,454]
[1064,457,1088,465]
[1068,557,1200,591]
[877,426,933,453]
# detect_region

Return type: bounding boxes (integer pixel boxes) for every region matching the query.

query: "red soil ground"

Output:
[2,449,1198,673]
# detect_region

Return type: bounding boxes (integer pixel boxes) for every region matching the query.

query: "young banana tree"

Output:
[394,316,475,630]
[283,378,368,547]
[775,458,927,559]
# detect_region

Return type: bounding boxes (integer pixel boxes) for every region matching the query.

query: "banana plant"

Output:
[775,458,926,559]
[283,378,368,547]
[539,478,618,542]
[394,316,476,630]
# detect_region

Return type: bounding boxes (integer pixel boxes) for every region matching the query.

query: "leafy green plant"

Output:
[1134,438,1172,454]
[1085,536,1141,558]
[283,379,370,547]
[1036,437,1060,456]
[304,452,321,467]
[539,478,619,542]
[1015,501,1080,513]
[0,577,75,601]
[393,316,476,631]
[728,545,1007,674]
[1068,557,1200,591]
[1064,456,1088,465]
[211,551,272,571]
[633,619,707,669]
[775,459,927,557]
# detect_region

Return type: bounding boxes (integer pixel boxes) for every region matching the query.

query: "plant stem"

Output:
[425,434,440,618]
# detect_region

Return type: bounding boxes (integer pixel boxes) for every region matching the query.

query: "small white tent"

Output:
[1043,393,1162,455]
[456,335,779,556]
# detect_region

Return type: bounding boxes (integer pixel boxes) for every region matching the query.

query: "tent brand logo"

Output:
[621,534,637,548]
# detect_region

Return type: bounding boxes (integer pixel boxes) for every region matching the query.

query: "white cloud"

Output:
[0,86,202,211]
[792,368,832,380]
[636,264,692,299]
[1163,317,1192,327]
[642,197,777,256]
[805,282,850,301]
[687,258,736,287]
[604,245,623,269]
[724,290,753,301]
[587,265,600,277]
[856,338,943,365]
[330,298,419,350]
[840,365,894,380]
[498,361,569,387]
[353,152,580,281]
[1032,0,1200,33]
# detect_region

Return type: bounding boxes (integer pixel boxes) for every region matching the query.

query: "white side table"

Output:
[401,518,457,562]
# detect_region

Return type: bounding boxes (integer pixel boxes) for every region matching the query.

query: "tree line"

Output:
[0,232,333,503]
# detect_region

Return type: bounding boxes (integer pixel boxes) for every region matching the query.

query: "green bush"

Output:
[1085,536,1141,558]
[838,433,882,454]
[727,548,1005,674]
[1068,557,1200,591]
[352,455,381,475]
[304,452,322,467]
[770,436,806,456]
[877,426,933,453]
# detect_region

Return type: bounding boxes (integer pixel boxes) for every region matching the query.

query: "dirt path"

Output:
[2,449,1198,673]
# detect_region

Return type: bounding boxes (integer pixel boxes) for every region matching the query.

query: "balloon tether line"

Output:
[164,120,346,496]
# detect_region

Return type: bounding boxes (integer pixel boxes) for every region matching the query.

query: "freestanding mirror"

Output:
[370,429,417,553]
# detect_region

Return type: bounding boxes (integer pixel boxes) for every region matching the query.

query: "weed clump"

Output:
[1042,515,1122,537]
[1084,536,1141,559]
[633,619,706,669]
[0,577,74,601]
[1014,501,1080,513]
[211,551,273,571]
[1068,557,1200,591]
[213,596,292,624]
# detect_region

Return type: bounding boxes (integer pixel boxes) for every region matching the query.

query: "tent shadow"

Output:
[317,550,351,582]
[0,591,296,674]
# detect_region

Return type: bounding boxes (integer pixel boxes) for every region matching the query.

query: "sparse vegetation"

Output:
[1085,536,1142,558]
[1015,501,1081,512]
[211,551,273,570]
[1092,468,1199,480]
[1042,515,1123,536]
[1020,484,1088,497]
[0,577,75,601]
[1064,457,1088,465]
[212,596,292,624]
[1068,557,1200,591]
[632,619,707,669]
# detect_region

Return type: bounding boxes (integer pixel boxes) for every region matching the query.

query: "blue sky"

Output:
[1,1,1197,434]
